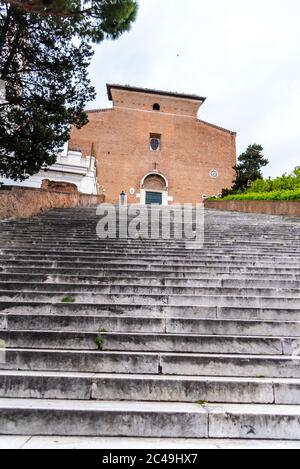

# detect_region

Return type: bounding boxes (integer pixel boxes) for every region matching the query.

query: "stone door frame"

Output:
[139,172,169,206]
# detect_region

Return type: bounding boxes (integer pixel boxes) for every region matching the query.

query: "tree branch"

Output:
[1,13,24,79]
[1,1,94,18]
[0,4,12,52]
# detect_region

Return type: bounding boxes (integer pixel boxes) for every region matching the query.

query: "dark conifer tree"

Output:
[0,1,138,180]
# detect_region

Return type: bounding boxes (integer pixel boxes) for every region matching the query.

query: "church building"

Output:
[70,84,237,205]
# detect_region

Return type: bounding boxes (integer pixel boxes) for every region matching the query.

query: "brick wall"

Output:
[70,87,236,205]
[205,199,300,217]
[0,186,104,221]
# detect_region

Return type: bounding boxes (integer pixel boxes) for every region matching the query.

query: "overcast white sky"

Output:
[88,0,300,178]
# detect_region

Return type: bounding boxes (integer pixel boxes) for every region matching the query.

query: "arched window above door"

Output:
[141,172,168,191]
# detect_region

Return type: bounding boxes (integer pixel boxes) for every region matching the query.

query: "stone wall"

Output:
[0,186,105,221]
[205,199,300,217]
[41,179,78,193]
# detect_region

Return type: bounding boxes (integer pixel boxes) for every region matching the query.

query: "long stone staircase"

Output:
[0,206,300,441]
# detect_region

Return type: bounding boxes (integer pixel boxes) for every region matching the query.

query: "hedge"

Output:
[222,189,300,201]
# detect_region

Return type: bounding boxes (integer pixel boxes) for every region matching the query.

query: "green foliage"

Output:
[95,334,104,350]
[0,1,138,179]
[232,144,269,192]
[223,189,300,201]
[4,1,139,43]
[4,0,75,12]
[247,166,300,193]
[91,0,138,42]
[221,187,236,198]
[61,295,76,303]
[221,166,300,200]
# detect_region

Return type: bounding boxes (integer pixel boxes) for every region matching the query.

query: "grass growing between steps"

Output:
[95,329,108,350]
[61,296,76,304]
[95,334,105,350]
[195,400,208,406]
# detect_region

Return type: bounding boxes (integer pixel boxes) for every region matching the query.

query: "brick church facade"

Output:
[70,84,236,205]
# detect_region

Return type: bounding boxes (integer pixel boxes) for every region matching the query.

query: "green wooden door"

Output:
[145,191,163,205]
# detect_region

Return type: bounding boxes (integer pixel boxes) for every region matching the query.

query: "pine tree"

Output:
[0,1,138,180]
[1,1,138,42]
[221,144,269,197]
[233,144,269,192]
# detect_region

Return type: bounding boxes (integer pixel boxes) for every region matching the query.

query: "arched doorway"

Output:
[140,172,169,205]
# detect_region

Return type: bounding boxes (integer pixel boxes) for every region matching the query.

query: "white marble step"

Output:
[0,399,300,439]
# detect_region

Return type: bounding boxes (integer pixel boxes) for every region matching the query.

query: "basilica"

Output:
[70,84,236,205]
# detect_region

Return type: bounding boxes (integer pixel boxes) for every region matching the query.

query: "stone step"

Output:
[0,282,300,298]
[1,272,300,286]
[2,266,300,280]
[0,244,296,254]
[3,253,300,263]
[1,330,293,355]
[0,399,299,439]
[205,403,300,440]
[2,222,297,230]
[0,371,299,404]
[3,243,299,250]
[3,266,300,277]
[1,314,299,337]
[2,247,296,257]
[1,216,298,223]
[1,349,160,374]
[0,292,299,308]
[1,226,298,233]
[0,399,207,438]
[3,247,300,255]
[2,222,298,229]
[1,236,296,243]
[1,349,300,378]
[217,307,300,321]
[0,266,300,285]
[1,257,299,268]
[9,215,294,221]
[2,246,298,255]
[5,218,298,224]
[0,243,299,254]
[161,353,300,378]
[1,302,299,321]
[3,436,300,449]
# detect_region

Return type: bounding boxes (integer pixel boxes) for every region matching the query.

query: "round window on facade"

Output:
[150,138,160,151]
[210,169,218,179]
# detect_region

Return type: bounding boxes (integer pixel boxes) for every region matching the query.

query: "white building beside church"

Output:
[0,132,98,196]
[0,79,98,195]
[39,149,98,195]
[0,148,99,195]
